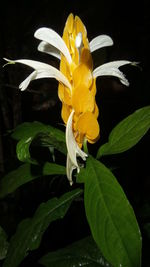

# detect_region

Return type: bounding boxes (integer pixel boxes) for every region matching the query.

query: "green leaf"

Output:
[16,136,37,164]
[33,132,67,156]
[81,156,142,267]
[0,226,9,260]
[0,162,66,198]
[97,106,150,158]
[43,162,66,176]
[39,236,111,267]
[2,189,82,267]
[11,121,55,140]
[12,122,67,161]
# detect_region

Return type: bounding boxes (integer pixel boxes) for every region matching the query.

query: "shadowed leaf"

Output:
[0,162,66,198]
[39,236,111,267]
[2,189,82,267]
[0,226,9,260]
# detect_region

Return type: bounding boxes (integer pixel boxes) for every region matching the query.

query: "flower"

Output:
[4,13,132,185]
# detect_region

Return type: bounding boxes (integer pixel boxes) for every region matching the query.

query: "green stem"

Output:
[83,138,88,154]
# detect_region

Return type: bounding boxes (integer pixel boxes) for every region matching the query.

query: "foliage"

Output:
[80,156,141,267]
[2,189,82,267]
[97,106,150,158]
[0,162,66,198]
[0,227,9,260]
[39,236,112,267]
[0,106,150,267]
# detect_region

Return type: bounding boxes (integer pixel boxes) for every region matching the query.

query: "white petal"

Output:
[19,71,37,91]
[93,60,131,86]
[75,32,83,49]
[4,58,71,90]
[75,32,83,60]
[20,69,71,91]
[90,35,113,53]
[66,153,76,186]
[34,27,72,64]
[4,58,55,70]
[66,110,88,170]
[38,41,61,60]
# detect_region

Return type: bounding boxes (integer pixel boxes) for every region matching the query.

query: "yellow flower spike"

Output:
[6,13,133,184]
[76,111,100,144]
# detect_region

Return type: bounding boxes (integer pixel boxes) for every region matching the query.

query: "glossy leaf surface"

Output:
[97,106,150,158]
[40,236,111,267]
[81,156,142,267]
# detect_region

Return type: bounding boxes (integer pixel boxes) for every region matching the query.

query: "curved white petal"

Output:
[66,110,88,170]
[34,27,72,64]
[19,71,37,91]
[66,153,76,185]
[90,35,113,53]
[93,60,131,86]
[38,41,61,60]
[4,58,71,90]
[4,58,56,71]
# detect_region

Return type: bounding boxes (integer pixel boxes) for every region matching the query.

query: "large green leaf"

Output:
[97,106,150,158]
[81,156,142,267]
[11,121,49,140]
[11,121,64,141]
[0,162,66,198]
[12,121,67,159]
[2,189,82,267]
[39,236,111,267]
[0,226,9,260]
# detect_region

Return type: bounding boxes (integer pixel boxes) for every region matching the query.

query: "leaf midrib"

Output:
[88,159,133,266]
[110,112,150,144]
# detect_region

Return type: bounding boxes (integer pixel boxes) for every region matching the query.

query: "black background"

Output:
[0,1,150,266]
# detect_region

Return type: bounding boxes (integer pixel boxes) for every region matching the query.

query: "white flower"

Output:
[66,110,88,185]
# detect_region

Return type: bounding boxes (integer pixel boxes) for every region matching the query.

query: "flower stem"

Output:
[83,138,88,154]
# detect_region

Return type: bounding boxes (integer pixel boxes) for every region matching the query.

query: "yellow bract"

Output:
[59,13,100,147]
[76,111,100,144]
[72,85,95,115]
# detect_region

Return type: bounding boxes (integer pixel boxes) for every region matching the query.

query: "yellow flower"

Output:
[4,13,132,184]
[59,14,99,150]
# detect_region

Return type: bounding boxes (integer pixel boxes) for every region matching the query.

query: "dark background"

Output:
[0,0,150,266]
